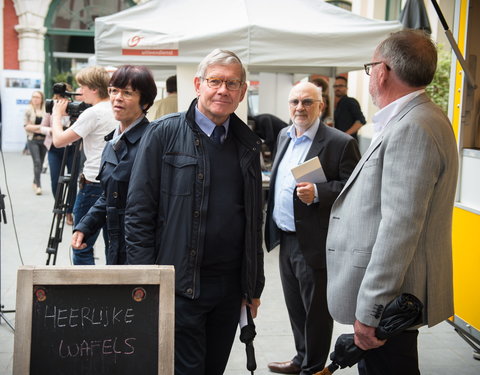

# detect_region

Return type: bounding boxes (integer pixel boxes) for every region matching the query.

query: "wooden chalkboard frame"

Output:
[13,265,174,375]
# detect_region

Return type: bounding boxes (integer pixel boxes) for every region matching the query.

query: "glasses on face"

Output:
[364,61,391,76]
[203,77,243,91]
[108,87,138,100]
[288,99,322,108]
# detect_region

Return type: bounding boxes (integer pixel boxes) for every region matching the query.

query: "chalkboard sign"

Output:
[13,266,174,375]
[31,284,159,374]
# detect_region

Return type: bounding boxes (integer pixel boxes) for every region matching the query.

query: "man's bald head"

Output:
[288,82,324,134]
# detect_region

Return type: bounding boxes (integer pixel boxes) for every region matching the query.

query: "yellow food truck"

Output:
[448,0,480,359]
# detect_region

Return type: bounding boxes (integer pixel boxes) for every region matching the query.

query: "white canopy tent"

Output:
[95,0,401,74]
[95,0,402,118]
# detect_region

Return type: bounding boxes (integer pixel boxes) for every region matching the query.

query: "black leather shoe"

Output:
[268,360,301,374]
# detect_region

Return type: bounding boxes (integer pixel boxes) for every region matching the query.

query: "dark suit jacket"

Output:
[265,122,360,269]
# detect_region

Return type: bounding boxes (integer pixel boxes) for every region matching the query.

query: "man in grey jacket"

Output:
[125,49,264,375]
[326,30,458,374]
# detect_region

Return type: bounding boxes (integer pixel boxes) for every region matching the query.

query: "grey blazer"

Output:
[326,94,458,328]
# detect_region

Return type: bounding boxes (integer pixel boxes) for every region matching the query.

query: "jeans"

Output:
[48,145,75,196]
[27,138,47,187]
[48,145,77,213]
[72,183,107,265]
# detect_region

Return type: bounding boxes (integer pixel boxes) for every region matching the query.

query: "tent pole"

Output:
[430,0,477,89]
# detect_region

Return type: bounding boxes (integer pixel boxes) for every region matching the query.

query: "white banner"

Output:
[1,70,43,152]
[121,32,179,56]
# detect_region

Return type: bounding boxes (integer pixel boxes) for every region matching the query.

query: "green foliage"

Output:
[51,72,76,89]
[426,44,451,114]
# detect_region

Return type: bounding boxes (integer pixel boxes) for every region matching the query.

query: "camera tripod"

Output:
[0,187,15,331]
[45,140,82,265]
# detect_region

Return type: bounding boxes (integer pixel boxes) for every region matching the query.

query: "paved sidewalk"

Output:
[1,151,479,374]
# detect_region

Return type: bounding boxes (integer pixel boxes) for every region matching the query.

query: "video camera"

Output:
[45,83,91,120]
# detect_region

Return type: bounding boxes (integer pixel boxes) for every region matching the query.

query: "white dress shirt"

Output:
[371,89,425,144]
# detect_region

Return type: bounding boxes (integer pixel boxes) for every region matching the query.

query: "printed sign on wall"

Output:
[1,70,43,151]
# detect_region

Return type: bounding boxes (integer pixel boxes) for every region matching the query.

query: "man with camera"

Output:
[51,66,118,265]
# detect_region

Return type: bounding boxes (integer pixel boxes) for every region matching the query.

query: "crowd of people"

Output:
[20,30,458,375]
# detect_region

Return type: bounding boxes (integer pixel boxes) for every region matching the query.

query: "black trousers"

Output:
[279,231,333,375]
[174,272,242,375]
[27,138,47,187]
[357,330,420,375]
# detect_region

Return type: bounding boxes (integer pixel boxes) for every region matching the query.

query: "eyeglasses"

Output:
[108,87,138,100]
[203,77,243,91]
[288,99,322,108]
[364,61,391,76]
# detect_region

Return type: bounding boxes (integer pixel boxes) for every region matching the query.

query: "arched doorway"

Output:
[44,0,135,96]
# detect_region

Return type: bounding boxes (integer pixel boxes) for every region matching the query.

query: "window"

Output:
[44,0,134,95]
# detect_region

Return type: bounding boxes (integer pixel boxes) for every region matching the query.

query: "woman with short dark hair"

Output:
[71,65,157,264]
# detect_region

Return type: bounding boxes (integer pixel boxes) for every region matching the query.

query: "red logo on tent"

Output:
[128,35,144,47]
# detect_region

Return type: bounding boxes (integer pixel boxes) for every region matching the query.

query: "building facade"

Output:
[2,0,145,94]
[0,0,457,119]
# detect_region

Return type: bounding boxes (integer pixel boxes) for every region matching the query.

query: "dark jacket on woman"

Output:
[75,116,149,264]
[124,99,265,302]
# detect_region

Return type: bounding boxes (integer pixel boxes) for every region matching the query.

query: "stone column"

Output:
[13,0,51,73]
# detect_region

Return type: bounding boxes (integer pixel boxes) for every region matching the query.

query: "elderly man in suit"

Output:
[265,82,360,375]
[125,49,264,375]
[326,30,459,374]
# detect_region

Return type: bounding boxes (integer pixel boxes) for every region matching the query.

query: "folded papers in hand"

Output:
[291,156,326,183]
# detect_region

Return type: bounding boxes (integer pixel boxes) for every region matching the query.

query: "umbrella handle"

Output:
[313,368,334,375]
[246,342,257,371]
[313,361,339,375]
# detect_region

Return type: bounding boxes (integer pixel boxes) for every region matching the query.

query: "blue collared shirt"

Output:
[194,106,230,141]
[273,119,319,232]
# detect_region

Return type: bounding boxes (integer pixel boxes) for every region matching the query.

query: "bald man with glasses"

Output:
[265,82,360,375]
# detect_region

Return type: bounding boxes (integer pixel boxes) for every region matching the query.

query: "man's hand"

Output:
[296,182,315,204]
[245,298,261,318]
[71,231,88,250]
[354,320,386,350]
